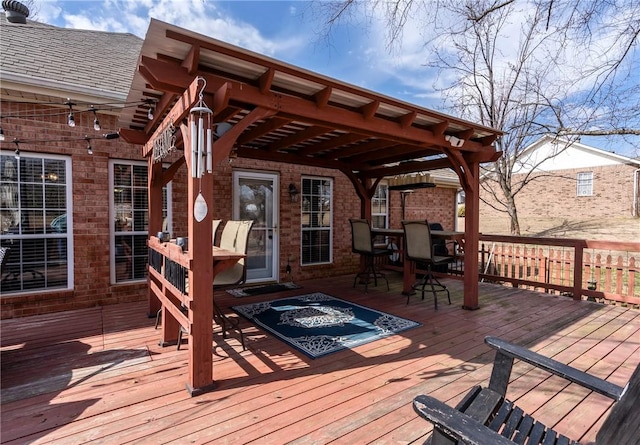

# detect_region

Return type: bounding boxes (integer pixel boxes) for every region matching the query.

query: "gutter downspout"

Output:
[634,169,640,217]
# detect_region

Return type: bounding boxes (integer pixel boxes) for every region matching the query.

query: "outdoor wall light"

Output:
[288,183,300,203]
[445,134,465,147]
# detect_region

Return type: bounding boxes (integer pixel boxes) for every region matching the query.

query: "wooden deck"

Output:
[2,274,639,444]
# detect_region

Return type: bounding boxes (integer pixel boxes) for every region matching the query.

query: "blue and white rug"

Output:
[232,292,421,359]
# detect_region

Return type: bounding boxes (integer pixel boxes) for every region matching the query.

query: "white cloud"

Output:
[34,0,304,56]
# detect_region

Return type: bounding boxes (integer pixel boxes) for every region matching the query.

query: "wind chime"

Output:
[189,76,213,222]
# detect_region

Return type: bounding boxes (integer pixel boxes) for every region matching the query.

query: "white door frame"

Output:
[232,170,279,283]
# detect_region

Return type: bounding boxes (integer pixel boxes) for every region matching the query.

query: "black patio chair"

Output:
[349,218,393,292]
[401,219,452,308]
[428,222,450,273]
[413,336,640,445]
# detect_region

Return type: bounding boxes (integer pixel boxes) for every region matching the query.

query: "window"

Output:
[371,183,389,229]
[301,177,332,265]
[577,172,593,197]
[110,161,170,283]
[0,152,73,295]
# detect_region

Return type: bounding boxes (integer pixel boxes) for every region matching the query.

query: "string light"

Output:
[65,99,76,127]
[84,136,93,155]
[145,99,155,120]
[0,98,150,120]
[2,133,119,154]
[90,106,101,131]
[0,127,4,142]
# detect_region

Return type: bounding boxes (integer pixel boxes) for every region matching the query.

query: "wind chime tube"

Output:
[190,118,197,179]
[197,116,205,179]
[206,126,213,173]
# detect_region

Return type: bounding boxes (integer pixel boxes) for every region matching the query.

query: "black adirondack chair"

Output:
[413,336,640,445]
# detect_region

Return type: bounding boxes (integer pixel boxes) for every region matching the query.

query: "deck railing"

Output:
[477,234,639,305]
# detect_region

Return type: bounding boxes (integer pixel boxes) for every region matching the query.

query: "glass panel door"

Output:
[233,171,279,282]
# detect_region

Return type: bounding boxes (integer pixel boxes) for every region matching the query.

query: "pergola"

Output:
[117,19,503,395]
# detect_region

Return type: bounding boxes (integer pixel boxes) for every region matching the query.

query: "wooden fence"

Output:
[478,235,639,306]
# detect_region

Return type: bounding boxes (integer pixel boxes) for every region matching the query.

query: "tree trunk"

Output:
[506,194,521,235]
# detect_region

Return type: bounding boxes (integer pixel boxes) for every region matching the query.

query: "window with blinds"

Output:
[301,177,332,265]
[0,152,72,295]
[110,161,170,284]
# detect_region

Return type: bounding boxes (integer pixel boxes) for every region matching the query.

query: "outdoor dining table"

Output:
[371,228,464,295]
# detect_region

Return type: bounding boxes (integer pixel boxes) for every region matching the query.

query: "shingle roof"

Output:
[0,14,142,99]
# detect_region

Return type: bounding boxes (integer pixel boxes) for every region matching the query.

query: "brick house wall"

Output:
[391,186,457,230]
[1,101,458,318]
[1,103,150,317]
[479,163,638,234]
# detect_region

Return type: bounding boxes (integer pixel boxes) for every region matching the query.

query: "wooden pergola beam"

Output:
[138,57,489,153]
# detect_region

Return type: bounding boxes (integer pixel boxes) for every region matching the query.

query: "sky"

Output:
[32,0,435,105]
[25,0,640,158]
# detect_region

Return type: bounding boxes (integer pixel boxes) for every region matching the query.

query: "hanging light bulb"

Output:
[90,106,101,131]
[188,77,213,179]
[13,139,20,160]
[85,136,93,155]
[65,99,76,127]
[144,99,155,120]
[0,127,5,142]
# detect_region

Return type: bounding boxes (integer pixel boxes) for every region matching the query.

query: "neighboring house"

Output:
[479,135,640,238]
[0,14,462,317]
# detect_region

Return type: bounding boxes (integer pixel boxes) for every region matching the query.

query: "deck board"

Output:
[1,275,638,444]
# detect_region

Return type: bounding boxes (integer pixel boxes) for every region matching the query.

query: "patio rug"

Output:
[226,282,302,297]
[232,292,421,359]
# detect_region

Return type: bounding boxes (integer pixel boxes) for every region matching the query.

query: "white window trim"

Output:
[576,171,593,197]
[301,176,333,265]
[372,183,389,229]
[0,151,74,295]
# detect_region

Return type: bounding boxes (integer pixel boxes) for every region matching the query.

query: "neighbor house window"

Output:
[576,172,593,197]
[301,177,332,265]
[371,183,389,229]
[0,152,73,295]
[109,161,170,284]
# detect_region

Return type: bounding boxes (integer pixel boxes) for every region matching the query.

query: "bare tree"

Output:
[313,0,640,234]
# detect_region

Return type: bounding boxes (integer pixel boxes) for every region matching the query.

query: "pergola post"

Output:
[462,161,481,309]
[185,167,215,395]
[147,159,164,317]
